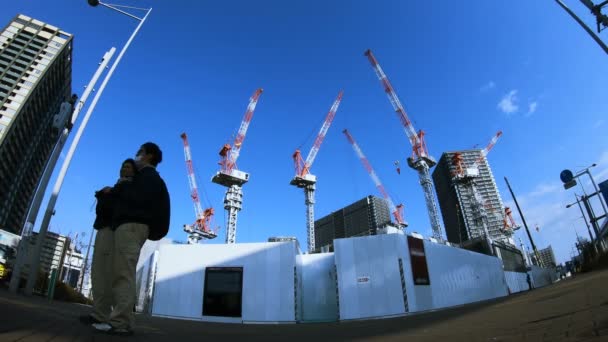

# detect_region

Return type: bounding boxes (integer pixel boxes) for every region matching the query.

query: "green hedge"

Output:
[53,281,93,305]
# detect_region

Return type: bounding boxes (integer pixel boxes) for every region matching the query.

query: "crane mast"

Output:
[291,91,343,253]
[212,88,263,244]
[364,49,443,240]
[181,133,217,243]
[342,129,407,228]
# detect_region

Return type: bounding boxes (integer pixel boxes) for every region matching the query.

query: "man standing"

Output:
[93,142,170,336]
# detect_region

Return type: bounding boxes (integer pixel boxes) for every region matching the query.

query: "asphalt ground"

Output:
[1,269,607,341]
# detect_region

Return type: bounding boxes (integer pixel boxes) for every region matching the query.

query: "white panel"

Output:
[421,241,509,310]
[152,242,296,323]
[335,234,407,320]
[529,265,556,288]
[504,271,529,294]
[297,253,338,322]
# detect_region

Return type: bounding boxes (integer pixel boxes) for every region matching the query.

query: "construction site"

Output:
[127,49,559,324]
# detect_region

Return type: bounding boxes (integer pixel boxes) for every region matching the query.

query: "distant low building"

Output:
[534,245,557,268]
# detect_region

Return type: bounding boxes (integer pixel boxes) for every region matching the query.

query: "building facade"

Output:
[432,150,509,245]
[314,195,392,253]
[535,245,557,268]
[0,14,74,235]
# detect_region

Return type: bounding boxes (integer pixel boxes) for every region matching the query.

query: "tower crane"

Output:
[451,131,504,240]
[212,88,263,244]
[343,129,407,228]
[291,91,343,253]
[181,133,217,244]
[364,49,443,240]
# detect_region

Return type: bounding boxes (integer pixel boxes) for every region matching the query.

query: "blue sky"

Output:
[3,0,607,264]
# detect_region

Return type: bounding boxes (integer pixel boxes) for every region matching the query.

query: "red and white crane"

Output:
[212,88,263,244]
[181,132,217,244]
[364,49,443,240]
[291,90,343,253]
[502,207,520,232]
[343,129,407,228]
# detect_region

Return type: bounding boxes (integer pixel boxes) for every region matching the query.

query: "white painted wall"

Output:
[334,234,409,320]
[334,234,510,320]
[151,242,297,323]
[422,241,509,311]
[296,253,338,322]
[504,271,529,294]
[529,265,557,288]
[135,250,158,313]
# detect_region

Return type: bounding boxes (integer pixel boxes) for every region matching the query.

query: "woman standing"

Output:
[80,159,137,325]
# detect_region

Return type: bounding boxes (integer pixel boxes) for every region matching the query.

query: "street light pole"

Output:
[8,48,115,294]
[554,0,608,54]
[23,1,152,296]
[568,194,596,242]
[576,167,608,217]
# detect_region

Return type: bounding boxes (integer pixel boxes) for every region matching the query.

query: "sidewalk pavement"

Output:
[1,269,607,341]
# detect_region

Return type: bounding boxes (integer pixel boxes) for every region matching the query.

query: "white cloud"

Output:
[527,101,538,115]
[480,81,495,92]
[527,183,560,198]
[594,120,605,129]
[497,90,519,114]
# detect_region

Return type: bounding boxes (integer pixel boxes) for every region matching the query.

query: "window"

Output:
[202,267,243,317]
[6,26,19,34]
[14,18,29,26]
[52,41,61,48]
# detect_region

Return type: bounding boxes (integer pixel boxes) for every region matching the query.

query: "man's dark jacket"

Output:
[111,166,170,241]
[93,190,113,230]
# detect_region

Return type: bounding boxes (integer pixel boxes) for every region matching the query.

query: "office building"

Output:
[314,195,392,253]
[0,14,74,235]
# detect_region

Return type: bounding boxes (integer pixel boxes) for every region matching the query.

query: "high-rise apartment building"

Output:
[0,14,74,235]
[432,150,510,245]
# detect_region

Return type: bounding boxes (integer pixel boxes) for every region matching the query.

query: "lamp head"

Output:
[88,0,100,7]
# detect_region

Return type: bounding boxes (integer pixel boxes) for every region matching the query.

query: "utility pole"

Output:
[77,228,95,294]
[504,177,543,267]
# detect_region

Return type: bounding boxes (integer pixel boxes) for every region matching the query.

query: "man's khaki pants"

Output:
[108,223,149,330]
[91,227,114,322]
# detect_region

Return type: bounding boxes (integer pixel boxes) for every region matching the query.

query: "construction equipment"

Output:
[181,132,217,244]
[343,129,407,228]
[451,131,504,240]
[291,91,344,253]
[502,207,521,232]
[212,88,263,244]
[364,49,443,240]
